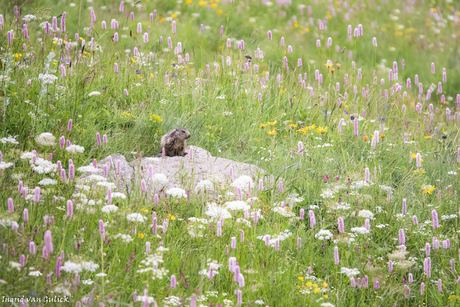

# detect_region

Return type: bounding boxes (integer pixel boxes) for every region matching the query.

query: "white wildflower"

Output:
[357,210,375,219]
[340,267,360,277]
[101,205,118,214]
[231,175,254,192]
[66,144,85,153]
[38,73,58,84]
[0,162,14,170]
[29,271,43,276]
[38,178,57,185]
[225,201,250,211]
[315,229,333,240]
[88,91,101,97]
[272,206,296,217]
[105,192,126,200]
[20,152,36,159]
[126,213,147,223]
[195,180,214,193]
[77,165,99,173]
[82,261,99,272]
[151,173,168,187]
[320,189,335,198]
[205,203,232,220]
[35,132,55,146]
[351,227,370,234]
[166,187,187,198]
[23,15,37,21]
[30,158,57,174]
[60,261,83,274]
[0,135,19,144]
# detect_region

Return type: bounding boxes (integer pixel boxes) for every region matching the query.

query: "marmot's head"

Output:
[172,127,191,140]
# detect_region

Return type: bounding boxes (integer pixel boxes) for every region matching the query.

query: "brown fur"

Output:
[157,127,190,157]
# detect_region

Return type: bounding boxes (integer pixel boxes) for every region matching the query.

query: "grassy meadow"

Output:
[1,0,460,306]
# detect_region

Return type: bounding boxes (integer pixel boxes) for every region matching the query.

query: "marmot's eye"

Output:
[182,130,185,133]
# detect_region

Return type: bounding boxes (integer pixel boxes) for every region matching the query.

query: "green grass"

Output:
[1,0,460,306]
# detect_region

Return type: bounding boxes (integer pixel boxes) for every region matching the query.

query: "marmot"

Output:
[157,127,191,157]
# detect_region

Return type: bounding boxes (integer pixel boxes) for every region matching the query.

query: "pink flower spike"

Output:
[334,246,339,265]
[7,198,14,212]
[44,230,53,254]
[34,187,40,203]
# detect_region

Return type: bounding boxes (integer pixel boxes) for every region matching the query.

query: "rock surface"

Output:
[85,146,272,196]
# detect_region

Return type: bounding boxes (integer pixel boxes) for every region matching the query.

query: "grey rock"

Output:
[91,146,272,196]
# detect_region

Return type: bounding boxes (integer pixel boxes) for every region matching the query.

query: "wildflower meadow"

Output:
[1,0,460,306]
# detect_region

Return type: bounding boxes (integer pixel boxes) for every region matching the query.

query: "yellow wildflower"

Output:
[322,282,328,287]
[198,0,207,5]
[422,186,435,194]
[424,136,431,139]
[325,63,333,68]
[268,129,277,136]
[268,120,277,126]
[298,277,304,281]
[149,114,164,123]
[314,288,320,293]
[138,233,145,239]
[316,126,328,134]
[306,281,312,287]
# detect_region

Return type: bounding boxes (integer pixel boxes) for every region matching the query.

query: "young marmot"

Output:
[157,127,191,157]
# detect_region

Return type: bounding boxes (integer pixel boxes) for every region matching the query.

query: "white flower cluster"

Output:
[23,14,37,21]
[38,73,58,84]
[272,206,296,217]
[60,261,83,274]
[77,165,99,173]
[113,234,133,243]
[126,213,147,223]
[151,173,169,187]
[0,162,14,170]
[205,203,232,220]
[0,219,19,229]
[38,178,57,186]
[88,91,101,97]
[82,261,99,272]
[166,187,187,198]
[164,296,181,306]
[0,136,19,144]
[320,189,335,198]
[195,180,214,193]
[315,229,333,240]
[350,227,370,234]
[101,205,118,214]
[231,175,254,192]
[357,210,375,219]
[30,158,58,174]
[66,145,85,154]
[225,201,250,211]
[35,133,55,146]
[340,267,360,277]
